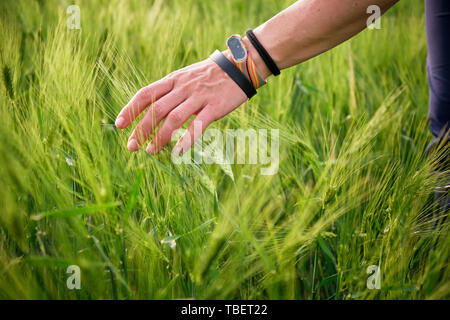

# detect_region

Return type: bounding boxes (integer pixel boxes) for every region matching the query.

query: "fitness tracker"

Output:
[210,33,269,99]
[226,35,266,89]
[245,29,280,76]
[210,50,257,99]
[227,35,247,62]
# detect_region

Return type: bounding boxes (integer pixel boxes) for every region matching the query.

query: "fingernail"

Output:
[146,143,155,155]
[127,139,138,151]
[115,117,125,128]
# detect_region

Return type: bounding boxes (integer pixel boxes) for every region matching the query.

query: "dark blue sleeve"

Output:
[425,0,450,138]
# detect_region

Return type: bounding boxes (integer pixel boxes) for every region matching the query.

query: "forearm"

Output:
[243,0,399,78]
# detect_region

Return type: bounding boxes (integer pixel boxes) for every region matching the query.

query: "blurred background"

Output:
[0,0,448,299]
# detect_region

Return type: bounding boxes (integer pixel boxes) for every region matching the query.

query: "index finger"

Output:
[115,78,173,129]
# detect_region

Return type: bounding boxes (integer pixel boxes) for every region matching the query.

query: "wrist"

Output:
[241,36,272,80]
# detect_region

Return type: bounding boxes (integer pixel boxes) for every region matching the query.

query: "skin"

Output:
[115,0,399,155]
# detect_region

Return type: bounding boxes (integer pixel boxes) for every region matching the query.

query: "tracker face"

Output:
[227,36,247,62]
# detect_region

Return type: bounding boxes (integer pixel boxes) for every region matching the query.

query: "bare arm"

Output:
[115,0,398,154]
[246,0,398,78]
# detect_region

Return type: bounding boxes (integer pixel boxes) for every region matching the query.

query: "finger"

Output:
[146,98,204,154]
[127,90,186,151]
[173,106,216,154]
[115,78,173,129]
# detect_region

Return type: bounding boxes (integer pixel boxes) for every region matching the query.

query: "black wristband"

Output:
[245,29,280,76]
[210,50,256,99]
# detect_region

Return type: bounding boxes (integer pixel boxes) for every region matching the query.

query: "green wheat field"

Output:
[0,0,448,299]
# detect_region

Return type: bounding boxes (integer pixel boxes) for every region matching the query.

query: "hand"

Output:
[115,55,248,155]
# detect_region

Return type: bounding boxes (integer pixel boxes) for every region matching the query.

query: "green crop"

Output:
[0,0,448,299]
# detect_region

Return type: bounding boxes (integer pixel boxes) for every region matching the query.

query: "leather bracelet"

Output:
[245,29,280,76]
[210,50,257,99]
